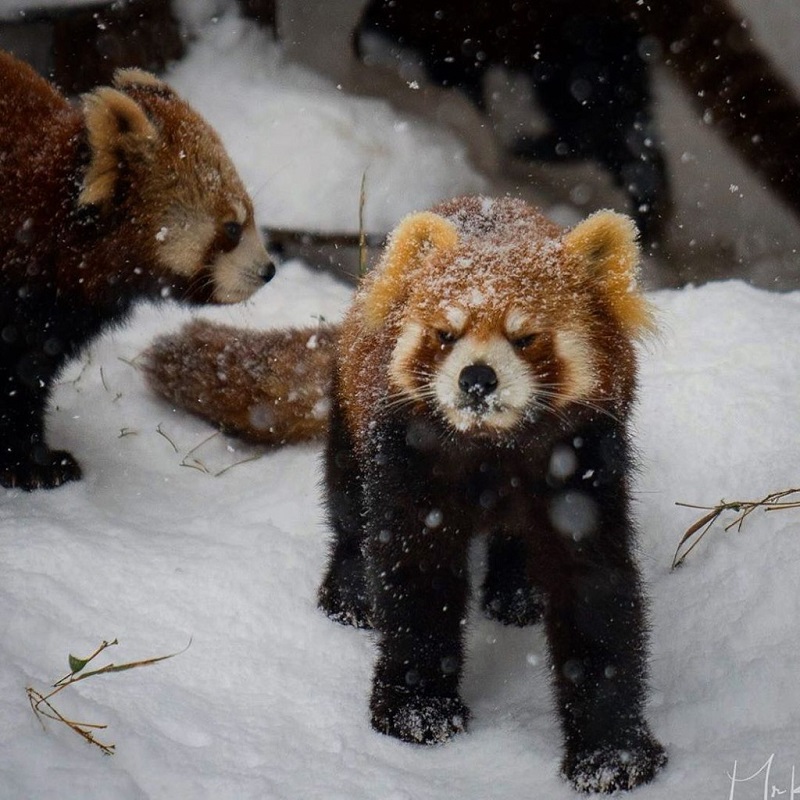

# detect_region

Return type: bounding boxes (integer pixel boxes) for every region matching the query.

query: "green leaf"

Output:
[68,654,89,674]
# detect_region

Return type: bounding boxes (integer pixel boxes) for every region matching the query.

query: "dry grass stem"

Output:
[358,170,368,277]
[117,350,146,370]
[64,357,92,389]
[99,367,123,402]
[672,487,800,569]
[213,453,264,477]
[176,431,264,477]
[182,431,220,461]
[26,638,190,755]
[155,423,179,453]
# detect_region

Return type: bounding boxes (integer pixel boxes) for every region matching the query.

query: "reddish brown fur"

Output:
[338,196,647,455]
[316,196,664,791]
[0,52,83,284]
[143,320,334,445]
[0,51,273,489]
[143,197,651,453]
[0,52,272,308]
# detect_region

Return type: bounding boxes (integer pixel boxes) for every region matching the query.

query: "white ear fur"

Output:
[362,211,459,329]
[79,87,158,208]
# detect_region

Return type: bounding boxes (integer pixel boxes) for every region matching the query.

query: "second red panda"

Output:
[0,51,274,489]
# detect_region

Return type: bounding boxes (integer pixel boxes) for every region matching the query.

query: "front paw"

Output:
[370,684,469,745]
[563,730,667,793]
[0,448,82,490]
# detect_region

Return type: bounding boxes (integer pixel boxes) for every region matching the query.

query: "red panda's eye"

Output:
[511,334,537,349]
[437,329,458,345]
[223,221,243,246]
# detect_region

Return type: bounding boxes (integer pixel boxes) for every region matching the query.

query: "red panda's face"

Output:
[140,98,275,305]
[358,202,652,440]
[80,72,275,305]
[388,293,599,436]
[146,168,273,305]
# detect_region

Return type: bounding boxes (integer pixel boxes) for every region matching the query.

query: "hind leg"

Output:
[318,396,372,628]
[481,533,545,626]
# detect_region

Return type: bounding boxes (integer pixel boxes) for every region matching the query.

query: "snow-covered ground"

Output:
[2,9,800,800]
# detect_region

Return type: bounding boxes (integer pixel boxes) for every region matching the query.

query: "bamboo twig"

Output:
[214,453,264,477]
[672,487,800,569]
[174,431,263,477]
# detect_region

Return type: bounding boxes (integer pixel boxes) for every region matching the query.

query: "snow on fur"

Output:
[1,8,799,800]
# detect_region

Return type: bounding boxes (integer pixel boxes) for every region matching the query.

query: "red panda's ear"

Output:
[362,211,459,329]
[79,86,158,209]
[563,210,656,338]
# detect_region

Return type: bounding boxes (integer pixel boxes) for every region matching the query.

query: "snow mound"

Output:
[1,270,799,799]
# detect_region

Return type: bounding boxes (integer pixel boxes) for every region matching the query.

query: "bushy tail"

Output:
[142,319,336,446]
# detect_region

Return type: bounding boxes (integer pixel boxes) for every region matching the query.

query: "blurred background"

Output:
[1,0,799,290]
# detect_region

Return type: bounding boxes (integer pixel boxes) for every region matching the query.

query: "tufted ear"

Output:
[563,210,655,338]
[362,211,459,329]
[79,86,158,209]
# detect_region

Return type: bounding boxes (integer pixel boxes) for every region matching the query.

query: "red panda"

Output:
[145,196,665,792]
[0,51,274,490]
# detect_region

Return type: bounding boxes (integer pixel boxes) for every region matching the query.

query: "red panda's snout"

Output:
[431,333,538,433]
[204,220,275,304]
[154,208,274,305]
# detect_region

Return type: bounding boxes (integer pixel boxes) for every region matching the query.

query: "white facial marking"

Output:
[433,334,536,432]
[158,214,215,277]
[444,306,467,333]
[505,309,531,337]
[231,200,247,225]
[553,330,597,402]
[388,321,425,397]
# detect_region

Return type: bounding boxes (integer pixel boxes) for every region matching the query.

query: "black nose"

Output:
[458,364,498,397]
[258,261,276,283]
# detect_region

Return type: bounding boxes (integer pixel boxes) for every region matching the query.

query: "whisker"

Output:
[184,272,215,301]
[379,384,438,412]
[533,388,621,424]
[529,398,571,428]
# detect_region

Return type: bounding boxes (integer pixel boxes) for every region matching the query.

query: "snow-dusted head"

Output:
[363,197,655,437]
[79,69,274,304]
